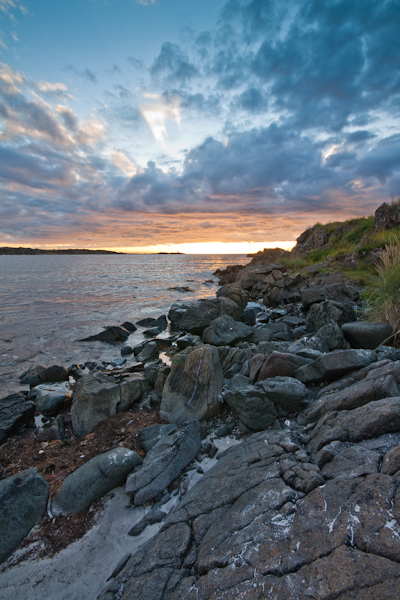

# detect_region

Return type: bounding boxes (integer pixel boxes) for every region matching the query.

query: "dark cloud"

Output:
[150,42,198,85]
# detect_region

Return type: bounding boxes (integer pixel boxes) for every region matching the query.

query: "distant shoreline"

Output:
[0,247,124,255]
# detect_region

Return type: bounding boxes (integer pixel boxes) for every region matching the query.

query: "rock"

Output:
[381,444,400,475]
[305,374,399,422]
[154,366,171,397]
[258,322,294,341]
[143,326,163,336]
[307,396,400,454]
[256,376,309,415]
[375,200,400,230]
[314,320,347,351]
[224,378,278,430]
[236,263,284,290]
[0,468,49,564]
[176,333,202,350]
[138,424,178,452]
[0,393,35,444]
[306,300,357,332]
[121,345,134,356]
[250,326,274,344]
[126,421,201,505]
[295,349,378,384]
[19,365,45,384]
[216,283,248,311]
[32,387,67,415]
[80,326,130,343]
[128,507,167,536]
[121,321,137,333]
[71,374,147,437]
[52,448,142,515]
[240,302,264,325]
[202,315,254,346]
[342,321,393,349]
[136,317,157,327]
[28,364,69,389]
[258,351,312,382]
[320,446,380,479]
[168,297,241,334]
[160,345,223,425]
[136,341,159,363]
[248,353,267,381]
[301,282,357,308]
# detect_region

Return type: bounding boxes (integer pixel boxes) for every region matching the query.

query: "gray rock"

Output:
[240,302,264,325]
[216,283,249,312]
[321,445,380,479]
[138,424,178,452]
[176,333,202,350]
[143,362,160,387]
[258,321,294,341]
[256,376,309,415]
[224,382,278,430]
[0,469,48,563]
[250,326,274,344]
[168,297,241,334]
[52,448,142,515]
[128,507,167,536]
[306,300,357,332]
[71,374,147,437]
[136,341,159,363]
[80,326,130,343]
[307,396,400,454]
[301,283,357,308]
[34,391,66,415]
[28,364,69,389]
[314,320,347,351]
[305,374,399,422]
[294,347,323,360]
[121,345,134,356]
[160,345,223,425]
[126,421,201,505]
[342,321,393,349]
[0,393,35,444]
[121,321,137,333]
[258,351,312,381]
[19,365,45,384]
[295,349,378,384]
[202,314,254,346]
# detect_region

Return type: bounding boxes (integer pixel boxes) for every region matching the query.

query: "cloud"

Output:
[64,65,98,84]
[150,42,198,86]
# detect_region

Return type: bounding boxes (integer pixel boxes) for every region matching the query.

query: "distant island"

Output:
[0,247,124,255]
[157,252,184,255]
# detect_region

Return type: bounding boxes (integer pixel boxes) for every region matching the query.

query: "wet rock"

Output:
[295,349,378,384]
[160,345,223,425]
[136,341,159,363]
[306,300,357,332]
[342,321,393,349]
[71,373,147,437]
[202,315,253,346]
[307,396,400,454]
[126,421,201,505]
[28,364,69,389]
[52,448,142,515]
[138,424,178,453]
[121,321,137,333]
[19,365,45,384]
[257,376,309,415]
[258,351,312,382]
[121,345,134,356]
[224,378,278,430]
[168,297,241,334]
[32,389,67,415]
[0,392,35,444]
[80,326,130,343]
[305,373,399,422]
[0,468,49,564]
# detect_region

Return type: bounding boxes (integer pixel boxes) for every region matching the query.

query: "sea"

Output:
[0,253,250,395]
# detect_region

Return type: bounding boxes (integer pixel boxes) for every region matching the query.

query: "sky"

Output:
[0,0,399,253]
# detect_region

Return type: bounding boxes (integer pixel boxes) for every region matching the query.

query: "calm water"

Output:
[0,254,249,394]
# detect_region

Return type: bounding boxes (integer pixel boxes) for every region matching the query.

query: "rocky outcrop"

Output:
[52,448,142,515]
[202,315,253,346]
[375,201,400,230]
[160,345,223,425]
[0,469,48,564]
[168,298,241,334]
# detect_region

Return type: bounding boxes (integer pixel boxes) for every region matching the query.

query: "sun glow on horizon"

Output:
[109,241,297,254]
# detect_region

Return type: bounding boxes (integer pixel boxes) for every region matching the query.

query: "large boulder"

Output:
[126,421,201,505]
[301,283,358,308]
[160,345,223,425]
[224,376,278,430]
[216,283,248,311]
[342,321,393,349]
[306,300,357,332]
[257,351,312,382]
[168,297,241,334]
[257,376,309,415]
[52,448,142,515]
[202,315,253,346]
[0,469,48,564]
[295,349,378,384]
[71,374,148,437]
[0,393,35,444]
[235,264,283,290]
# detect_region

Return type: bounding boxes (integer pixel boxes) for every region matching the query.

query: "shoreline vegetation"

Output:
[1,200,400,598]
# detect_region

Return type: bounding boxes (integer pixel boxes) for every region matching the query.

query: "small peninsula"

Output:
[0,247,124,255]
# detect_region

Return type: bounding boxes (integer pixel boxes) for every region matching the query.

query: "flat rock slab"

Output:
[0,393,35,444]
[295,349,378,384]
[0,468,48,564]
[160,345,223,425]
[52,448,142,515]
[342,321,393,349]
[126,421,201,505]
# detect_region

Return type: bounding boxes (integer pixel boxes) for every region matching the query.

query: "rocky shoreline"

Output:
[2,227,400,599]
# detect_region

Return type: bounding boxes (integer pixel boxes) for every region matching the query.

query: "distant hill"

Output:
[0,247,124,255]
